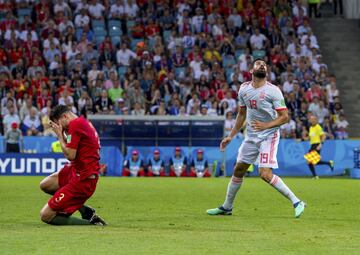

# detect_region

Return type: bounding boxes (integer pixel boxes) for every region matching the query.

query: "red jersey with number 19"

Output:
[66,116,100,180]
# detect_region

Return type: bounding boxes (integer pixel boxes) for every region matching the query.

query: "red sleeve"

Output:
[66,120,82,150]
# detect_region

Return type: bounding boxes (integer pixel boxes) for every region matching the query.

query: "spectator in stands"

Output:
[122,150,145,177]
[22,108,42,136]
[281,115,297,139]
[250,28,268,51]
[94,90,114,114]
[169,147,187,177]
[190,149,211,177]
[3,104,20,134]
[334,114,349,139]
[0,0,348,141]
[147,149,166,177]
[88,0,105,20]
[116,43,137,67]
[5,122,23,153]
[224,111,235,137]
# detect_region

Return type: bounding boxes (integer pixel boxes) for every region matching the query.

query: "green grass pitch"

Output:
[0,176,359,255]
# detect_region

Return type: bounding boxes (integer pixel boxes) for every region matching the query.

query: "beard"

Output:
[253,69,267,79]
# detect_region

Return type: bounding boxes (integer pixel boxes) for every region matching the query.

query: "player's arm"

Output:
[148,160,152,172]
[182,157,187,171]
[253,109,289,131]
[50,121,77,160]
[220,106,246,151]
[190,159,195,173]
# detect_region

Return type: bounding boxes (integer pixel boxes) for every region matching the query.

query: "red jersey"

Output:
[66,116,101,179]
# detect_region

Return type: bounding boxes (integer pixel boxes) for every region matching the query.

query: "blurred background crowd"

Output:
[0,0,349,141]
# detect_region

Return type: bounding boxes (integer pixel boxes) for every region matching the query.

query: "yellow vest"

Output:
[309,124,324,144]
[308,0,320,4]
[51,141,63,153]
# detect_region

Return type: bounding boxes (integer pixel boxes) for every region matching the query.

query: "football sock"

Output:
[79,205,94,220]
[318,160,330,166]
[269,175,300,205]
[308,164,317,176]
[222,176,243,210]
[49,215,91,225]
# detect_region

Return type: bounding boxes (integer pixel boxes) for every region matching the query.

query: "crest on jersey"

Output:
[259,91,266,100]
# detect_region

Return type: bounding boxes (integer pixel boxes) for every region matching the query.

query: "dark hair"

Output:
[252,58,266,66]
[50,105,70,122]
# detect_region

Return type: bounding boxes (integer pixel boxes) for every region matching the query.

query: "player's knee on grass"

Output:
[259,168,273,182]
[40,204,57,223]
[233,163,250,178]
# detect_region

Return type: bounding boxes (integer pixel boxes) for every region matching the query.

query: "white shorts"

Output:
[236,131,280,169]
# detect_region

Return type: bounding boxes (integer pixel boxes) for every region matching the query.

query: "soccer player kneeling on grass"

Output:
[207,59,306,218]
[39,105,106,225]
[189,149,211,177]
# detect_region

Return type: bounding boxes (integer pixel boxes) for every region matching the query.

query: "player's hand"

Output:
[49,121,63,137]
[252,120,269,131]
[220,136,232,151]
[316,143,322,151]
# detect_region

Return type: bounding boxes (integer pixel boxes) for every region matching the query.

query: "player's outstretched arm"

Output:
[252,109,289,131]
[220,106,246,151]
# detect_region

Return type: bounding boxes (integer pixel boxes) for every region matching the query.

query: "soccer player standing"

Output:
[207,59,306,218]
[307,115,334,178]
[39,105,106,225]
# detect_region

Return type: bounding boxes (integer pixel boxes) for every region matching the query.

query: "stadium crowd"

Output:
[0,0,349,141]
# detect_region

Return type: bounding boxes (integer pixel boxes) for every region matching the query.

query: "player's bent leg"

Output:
[39,171,60,195]
[138,170,145,177]
[189,171,197,177]
[169,169,176,177]
[180,170,188,177]
[207,162,249,215]
[203,171,211,177]
[259,167,305,218]
[40,203,57,223]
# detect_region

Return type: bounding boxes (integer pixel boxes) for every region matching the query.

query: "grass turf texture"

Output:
[0,177,359,255]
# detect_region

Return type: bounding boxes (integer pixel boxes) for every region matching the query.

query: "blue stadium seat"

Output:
[163,30,172,43]
[126,20,135,30]
[252,50,266,59]
[95,35,106,46]
[118,66,127,76]
[94,29,107,37]
[174,67,186,79]
[111,36,121,47]
[235,49,244,59]
[75,28,83,40]
[225,68,233,83]
[108,19,121,28]
[222,55,236,68]
[18,8,32,17]
[109,26,122,37]
[92,19,105,29]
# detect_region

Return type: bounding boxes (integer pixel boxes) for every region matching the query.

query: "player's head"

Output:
[175,147,181,157]
[197,149,203,160]
[131,150,139,160]
[154,149,160,160]
[50,105,75,130]
[309,115,318,126]
[250,58,267,79]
